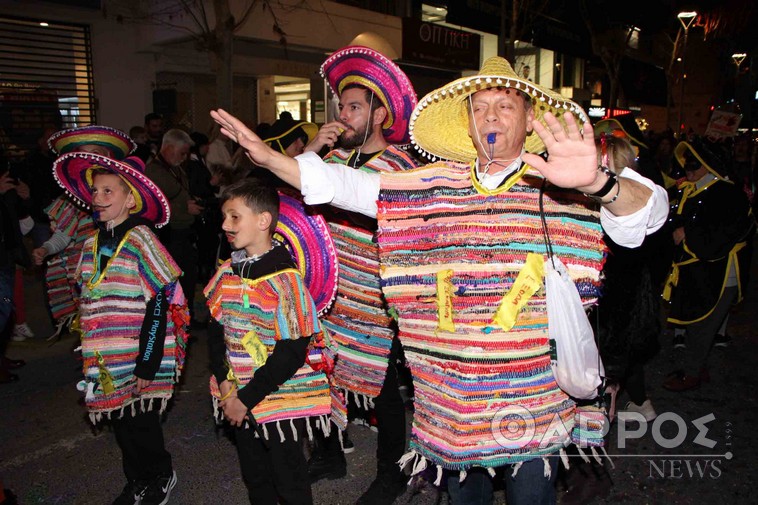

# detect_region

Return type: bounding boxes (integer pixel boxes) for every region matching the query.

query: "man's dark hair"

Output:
[220,179,280,234]
[342,83,383,113]
[144,112,163,124]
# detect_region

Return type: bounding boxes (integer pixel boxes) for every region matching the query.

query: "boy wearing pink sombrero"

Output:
[33,125,137,340]
[53,151,189,505]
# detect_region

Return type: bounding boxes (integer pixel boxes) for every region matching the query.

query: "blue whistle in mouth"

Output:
[487,133,497,144]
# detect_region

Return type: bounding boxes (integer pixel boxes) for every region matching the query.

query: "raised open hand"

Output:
[523,112,602,193]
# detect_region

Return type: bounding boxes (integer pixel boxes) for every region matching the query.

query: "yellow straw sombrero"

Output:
[409,56,588,163]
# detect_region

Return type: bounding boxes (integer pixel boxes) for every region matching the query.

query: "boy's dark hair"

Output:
[220,179,280,234]
[342,83,383,113]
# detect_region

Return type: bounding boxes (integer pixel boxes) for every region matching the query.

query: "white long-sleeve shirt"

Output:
[294,151,669,248]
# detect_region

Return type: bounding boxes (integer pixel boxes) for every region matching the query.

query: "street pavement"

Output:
[2,239,756,504]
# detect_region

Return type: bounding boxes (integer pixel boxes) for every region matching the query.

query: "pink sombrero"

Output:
[321,45,417,144]
[49,125,136,160]
[275,190,338,316]
[52,152,170,228]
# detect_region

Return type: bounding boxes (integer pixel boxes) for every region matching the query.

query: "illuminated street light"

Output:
[731,52,747,109]
[732,52,747,77]
[677,11,697,137]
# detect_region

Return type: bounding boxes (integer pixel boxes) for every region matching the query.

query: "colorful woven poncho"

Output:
[204,261,331,429]
[320,145,417,405]
[43,196,95,322]
[76,225,188,422]
[375,162,607,474]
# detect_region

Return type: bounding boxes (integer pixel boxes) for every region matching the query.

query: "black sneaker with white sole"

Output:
[112,480,148,505]
[141,471,177,505]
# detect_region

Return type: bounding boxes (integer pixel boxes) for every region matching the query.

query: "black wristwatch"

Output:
[584,166,618,202]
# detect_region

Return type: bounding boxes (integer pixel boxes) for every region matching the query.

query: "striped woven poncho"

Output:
[76,225,188,422]
[43,196,95,321]
[375,161,607,475]
[320,145,417,406]
[205,261,331,430]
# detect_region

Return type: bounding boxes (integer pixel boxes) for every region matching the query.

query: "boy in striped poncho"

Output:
[33,125,137,341]
[205,179,332,504]
[52,152,188,505]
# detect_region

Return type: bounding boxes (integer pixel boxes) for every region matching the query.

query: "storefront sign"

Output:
[402,18,480,70]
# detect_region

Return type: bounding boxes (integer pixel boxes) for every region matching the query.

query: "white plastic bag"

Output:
[545,256,604,400]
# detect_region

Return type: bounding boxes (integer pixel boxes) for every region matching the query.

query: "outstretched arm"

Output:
[211,109,380,218]
[211,109,302,189]
[523,112,652,216]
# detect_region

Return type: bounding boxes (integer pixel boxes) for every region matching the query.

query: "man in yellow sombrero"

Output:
[212,56,668,504]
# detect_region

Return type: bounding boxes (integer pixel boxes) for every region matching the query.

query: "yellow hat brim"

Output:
[409,57,587,163]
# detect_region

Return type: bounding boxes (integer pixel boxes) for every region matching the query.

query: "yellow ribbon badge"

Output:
[95,350,115,395]
[493,252,545,331]
[436,269,456,333]
[241,330,268,367]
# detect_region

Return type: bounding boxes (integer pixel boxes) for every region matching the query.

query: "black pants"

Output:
[374,334,407,471]
[111,408,172,482]
[236,419,312,505]
[318,334,407,473]
[684,286,738,375]
[162,227,198,319]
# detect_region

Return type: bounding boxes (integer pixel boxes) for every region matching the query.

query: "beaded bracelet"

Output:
[599,179,621,205]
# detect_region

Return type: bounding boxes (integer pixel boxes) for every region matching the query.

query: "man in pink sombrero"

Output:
[53,151,189,505]
[213,56,668,504]
[297,45,419,502]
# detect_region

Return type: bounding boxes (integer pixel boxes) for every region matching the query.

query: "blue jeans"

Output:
[447,457,558,505]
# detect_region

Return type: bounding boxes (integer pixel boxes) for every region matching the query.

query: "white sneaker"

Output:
[12,322,34,341]
[622,399,657,422]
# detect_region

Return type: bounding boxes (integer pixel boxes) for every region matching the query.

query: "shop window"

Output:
[0,16,95,154]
